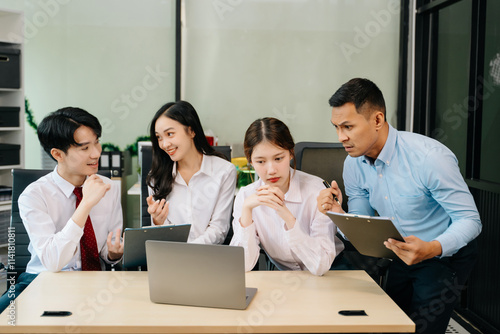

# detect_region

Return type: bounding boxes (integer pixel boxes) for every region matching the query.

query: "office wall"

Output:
[0,0,401,164]
[0,0,176,169]
[183,0,402,153]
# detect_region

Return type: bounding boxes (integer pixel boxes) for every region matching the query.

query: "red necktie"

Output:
[74,187,101,271]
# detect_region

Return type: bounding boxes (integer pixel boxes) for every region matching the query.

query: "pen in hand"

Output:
[323,180,341,206]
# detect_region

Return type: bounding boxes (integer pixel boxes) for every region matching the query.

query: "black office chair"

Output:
[293,142,388,283]
[293,142,348,211]
[8,168,120,276]
[9,169,52,280]
[140,145,153,227]
[213,145,231,162]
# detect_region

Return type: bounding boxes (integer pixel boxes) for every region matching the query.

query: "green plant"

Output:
[25,98,37,132]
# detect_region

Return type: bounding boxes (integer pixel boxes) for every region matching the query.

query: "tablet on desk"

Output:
[326,211,404,259]
[122,224,191,268]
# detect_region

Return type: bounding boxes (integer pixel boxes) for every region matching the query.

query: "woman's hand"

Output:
[241,185,296,229]
[146,195,169,225]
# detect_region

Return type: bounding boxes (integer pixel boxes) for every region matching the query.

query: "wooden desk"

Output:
[0,270,414,333]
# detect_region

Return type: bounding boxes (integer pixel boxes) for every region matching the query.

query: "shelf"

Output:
[0,164,21,171]
[0,127,22,131]
[0,8,23,247]
[0,88,21,92]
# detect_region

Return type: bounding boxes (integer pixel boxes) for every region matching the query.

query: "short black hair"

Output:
[38,107,102,161]
[328,78,386,117]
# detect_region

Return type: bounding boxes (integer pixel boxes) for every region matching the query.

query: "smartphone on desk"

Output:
[41,311,72,317]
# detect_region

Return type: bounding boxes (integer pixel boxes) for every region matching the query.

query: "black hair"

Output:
[244,117,296,169]
[147,100,226,200]
[37,107,102,161]
[328,78,386,118]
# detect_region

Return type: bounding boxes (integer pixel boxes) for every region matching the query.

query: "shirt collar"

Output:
[198,154,213,176]
[362,123,397,167]
[172,154,213,183]
[52,165,80,199]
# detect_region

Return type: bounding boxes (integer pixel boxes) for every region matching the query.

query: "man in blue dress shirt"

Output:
[317,78,481,334]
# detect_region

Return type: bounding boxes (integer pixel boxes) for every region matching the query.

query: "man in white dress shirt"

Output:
[0,107,124,313]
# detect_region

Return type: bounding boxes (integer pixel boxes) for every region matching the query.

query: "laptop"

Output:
[122,224,191,268]
[326,211,405,259]
[145,241,258,310]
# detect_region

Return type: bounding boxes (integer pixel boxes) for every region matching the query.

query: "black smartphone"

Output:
[41,311,72,317]
[338,310,367,316]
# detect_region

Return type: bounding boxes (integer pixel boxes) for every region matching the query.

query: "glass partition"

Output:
[182,0,402,153]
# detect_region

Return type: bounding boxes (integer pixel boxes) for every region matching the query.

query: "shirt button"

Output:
[392,217,395,220]
[379,174,383,178]
[385,196,388,200]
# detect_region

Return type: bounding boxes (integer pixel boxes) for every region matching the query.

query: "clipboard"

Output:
[326,211,405,259]
[122,224,191,268]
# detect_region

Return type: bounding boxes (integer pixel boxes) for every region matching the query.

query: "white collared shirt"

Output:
[230,168,344,276]
[19,166,123,273]
[150,154,237,244]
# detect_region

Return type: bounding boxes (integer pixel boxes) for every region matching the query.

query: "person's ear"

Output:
[188,127,195,139]
[50,148,65,163]
[373,111,385,131]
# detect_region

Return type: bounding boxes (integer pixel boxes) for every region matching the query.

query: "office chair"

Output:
[213,145,231,162]
[9,169,52,280]
[140,144,153,227]
[211,146,233,243]
[293,142,348,212]
[293,142,387,284]
[8,169,121,276]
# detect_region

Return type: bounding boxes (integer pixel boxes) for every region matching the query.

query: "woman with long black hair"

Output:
[146,101,236,244]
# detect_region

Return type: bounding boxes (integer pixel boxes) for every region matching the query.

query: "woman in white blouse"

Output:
[230,117,344,275]
[146,101,236,244]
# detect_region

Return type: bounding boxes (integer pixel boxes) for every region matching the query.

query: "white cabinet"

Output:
[0,8,24,246]
[0,8,24,186]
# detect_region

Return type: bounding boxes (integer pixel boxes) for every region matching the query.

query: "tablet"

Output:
[122,224,191,268]
[326,211,405,259]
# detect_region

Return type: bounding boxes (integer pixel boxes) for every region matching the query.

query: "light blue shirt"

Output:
[343,124,481,257]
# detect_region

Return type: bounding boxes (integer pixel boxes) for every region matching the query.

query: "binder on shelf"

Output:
[98,151,125,177]
[111,152,122,177]
[100,152,110,168]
